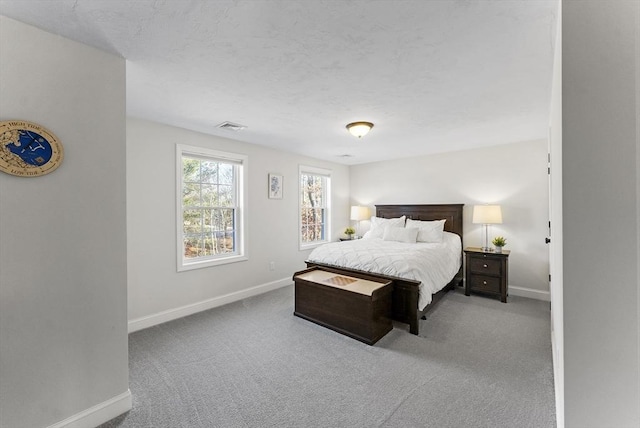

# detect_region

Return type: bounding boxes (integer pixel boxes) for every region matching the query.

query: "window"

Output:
[299,165,331,249]
[177,145,247,271]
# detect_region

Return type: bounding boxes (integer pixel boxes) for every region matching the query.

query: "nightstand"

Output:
[464,247,510,302]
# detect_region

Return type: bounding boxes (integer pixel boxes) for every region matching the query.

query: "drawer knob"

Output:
[483,281,487,285]
[483,264,488,268]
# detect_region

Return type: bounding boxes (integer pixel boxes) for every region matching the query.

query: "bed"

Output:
[305,204,464,335]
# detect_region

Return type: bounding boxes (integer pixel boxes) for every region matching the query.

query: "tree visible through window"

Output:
[300,167,331,246]
[177,145,246,270]
[182,156,236,258]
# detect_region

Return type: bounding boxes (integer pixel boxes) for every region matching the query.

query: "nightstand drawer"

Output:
[468,275,501,294]
[468,257,502,276]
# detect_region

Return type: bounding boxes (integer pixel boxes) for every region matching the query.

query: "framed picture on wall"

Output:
[268,173,283,199]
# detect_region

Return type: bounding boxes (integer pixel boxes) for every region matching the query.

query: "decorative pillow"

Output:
[366,215,406,239]
[383,226,419,243]
[405,218,446,243]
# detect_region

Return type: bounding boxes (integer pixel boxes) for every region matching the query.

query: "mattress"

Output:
[307,231,462,310]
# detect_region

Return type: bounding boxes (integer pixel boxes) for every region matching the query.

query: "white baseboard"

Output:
[551,329,565,428]
[48,390,132,428]
[128,277,292,333]
[509,285,551,301]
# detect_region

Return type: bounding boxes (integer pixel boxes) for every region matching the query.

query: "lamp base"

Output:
[481,224,493,253]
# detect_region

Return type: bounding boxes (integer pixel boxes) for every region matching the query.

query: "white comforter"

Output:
[307,232,462,310]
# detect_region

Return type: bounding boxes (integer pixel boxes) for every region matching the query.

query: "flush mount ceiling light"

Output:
[346,121,374,138]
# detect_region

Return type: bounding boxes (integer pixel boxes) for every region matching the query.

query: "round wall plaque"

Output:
[0,120,64,177]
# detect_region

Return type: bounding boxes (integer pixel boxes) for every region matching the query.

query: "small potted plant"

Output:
[492,236,507,253]
[344,226,356,240]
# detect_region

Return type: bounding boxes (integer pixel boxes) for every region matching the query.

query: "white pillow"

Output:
[383,226,418,243]
[366,215,406,239]
[405,218,446,243]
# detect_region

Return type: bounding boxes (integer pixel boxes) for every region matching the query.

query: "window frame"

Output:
[299,165,332,250]
[176,144,248,271]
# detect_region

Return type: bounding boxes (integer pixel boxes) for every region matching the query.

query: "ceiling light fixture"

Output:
[346,121,374,138]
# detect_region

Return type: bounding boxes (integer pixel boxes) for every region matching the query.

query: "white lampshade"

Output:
[472,205,503,224]
[346,122,374,138]
[350,205,371,221]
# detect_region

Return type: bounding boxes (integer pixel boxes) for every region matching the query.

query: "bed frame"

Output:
[306,204,464,335]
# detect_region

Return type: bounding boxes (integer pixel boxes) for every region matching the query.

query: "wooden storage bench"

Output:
[293,267,393,345]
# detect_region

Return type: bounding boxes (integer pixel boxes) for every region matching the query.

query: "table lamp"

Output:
[350,206,371,238]
[472,205,503,251]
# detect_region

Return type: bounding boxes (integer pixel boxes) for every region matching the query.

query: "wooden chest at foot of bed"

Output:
[293,267,393,345]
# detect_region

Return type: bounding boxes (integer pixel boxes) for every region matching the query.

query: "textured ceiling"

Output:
[0,0,558,165]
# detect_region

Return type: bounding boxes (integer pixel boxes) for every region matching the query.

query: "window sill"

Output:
[299,241,328,251]
[178,254,248,272]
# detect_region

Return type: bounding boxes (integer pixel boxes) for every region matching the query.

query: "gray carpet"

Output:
[100,286,556,428]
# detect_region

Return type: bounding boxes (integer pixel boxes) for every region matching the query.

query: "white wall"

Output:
[548,1,564,426]
[127,118,349,329]
[637,1,640,419]
[0,17,130,428]
[350,139,550,298]
[563,1,639,427]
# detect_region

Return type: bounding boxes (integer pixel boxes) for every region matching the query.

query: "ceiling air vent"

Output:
[216,121,247,132]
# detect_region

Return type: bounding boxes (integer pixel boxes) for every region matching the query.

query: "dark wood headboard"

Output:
[375,204,464,239]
